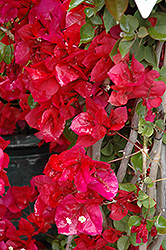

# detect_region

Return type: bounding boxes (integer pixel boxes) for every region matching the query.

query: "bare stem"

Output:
[66,236,74,250]
[116,102,139,183]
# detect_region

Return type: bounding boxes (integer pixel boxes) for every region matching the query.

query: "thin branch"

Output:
[87,138,103,161]
[107,150,140,163]
[139,243,147,250]
[116,102,139,183]
[66,236,74,250]
[156,41,164,66]
[147,235,165,250]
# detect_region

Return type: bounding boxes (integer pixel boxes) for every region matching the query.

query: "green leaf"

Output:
[141,197,156,208]
[142,206,155,216]
[28,94,38,110]
[93,0,105,14]
[122,32,135,41]
[110,38,121,59]
[155,119,165,131]
[114,218,129,232]
[105,0,128,22]
[90,15,103,25]
[68,0,84,11]
[4,45,13,64]
[138,118,154,137]
[119,183,136,192]
[120,14,139,33]
[134,10,148,27]
[119,39,135,58]
[103,6,116,33]
[63,119,78,143]
[80,24,95,44]
[101,141,113,156]
[0,42,5,56]
[163,133,166,145]
[130,38,146,62]
[100,153,115,162]
[146,220,153,231]
[138,190,148,201]
[144,177,152,185]
[52,242,61,250]
[84,7,94,18]
[154,216,166,234]
[117,236,130,250]
[131,152,143,172]
[130,233,143,246]
[136,101,146,118]
[145,46,157,67]
[128,216,141,229]
[148,13,166,41]
[138,26,148,38]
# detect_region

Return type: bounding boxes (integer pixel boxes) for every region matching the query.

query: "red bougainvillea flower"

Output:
[108,54,166,121]
[0,102,20,135]
[131,219,148,244]
[33,175,75,212]
[73,233,118,250]
[25,102,65,143]
[133,70,166,110]
[55,194,103,235]
[70,98,128,147]
[0,0,20,24]
[108,54,145,87]
[44,145,118,199]
[44,145,92,191]
[82,31,116,82]
[102,227,122,243]
[2,185,35,214]
[108,190,141,221]
[0,137,10,196]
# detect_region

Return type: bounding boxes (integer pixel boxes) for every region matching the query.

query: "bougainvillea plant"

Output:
[0,0,166,249]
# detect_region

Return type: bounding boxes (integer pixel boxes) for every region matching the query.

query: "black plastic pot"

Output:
[3,134,50,186]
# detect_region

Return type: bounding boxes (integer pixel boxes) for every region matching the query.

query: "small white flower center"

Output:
[78,216,86,223]
[66,217,72,225]
[8,247,13,250]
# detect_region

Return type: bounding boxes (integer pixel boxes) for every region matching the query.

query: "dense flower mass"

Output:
[0,0,166,249]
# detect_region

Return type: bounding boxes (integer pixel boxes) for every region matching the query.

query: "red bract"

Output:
[131,219,148,244]
[44,145,92,191]
[108,190,140,221]
[133,70,166,110]
[102,227,122,243]
[24,63,59,102]
[0,102,20,135]
[88,162,118,201]
[25,102,65,143]
[0,138,10,196]
[33,175,75,211]
[70,99,127,147]
[2,185,35,213]
[28,208,56,234]
[55,194,103,235]
[108,55,166,120]
[0,0,20,24]
[82,31,116,81]
[108,55,145,87]
[44,145,118,200]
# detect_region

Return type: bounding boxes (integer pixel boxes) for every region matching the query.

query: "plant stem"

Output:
[66,236,74,250]
[141,136,148,189]
[116,102,139,183]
